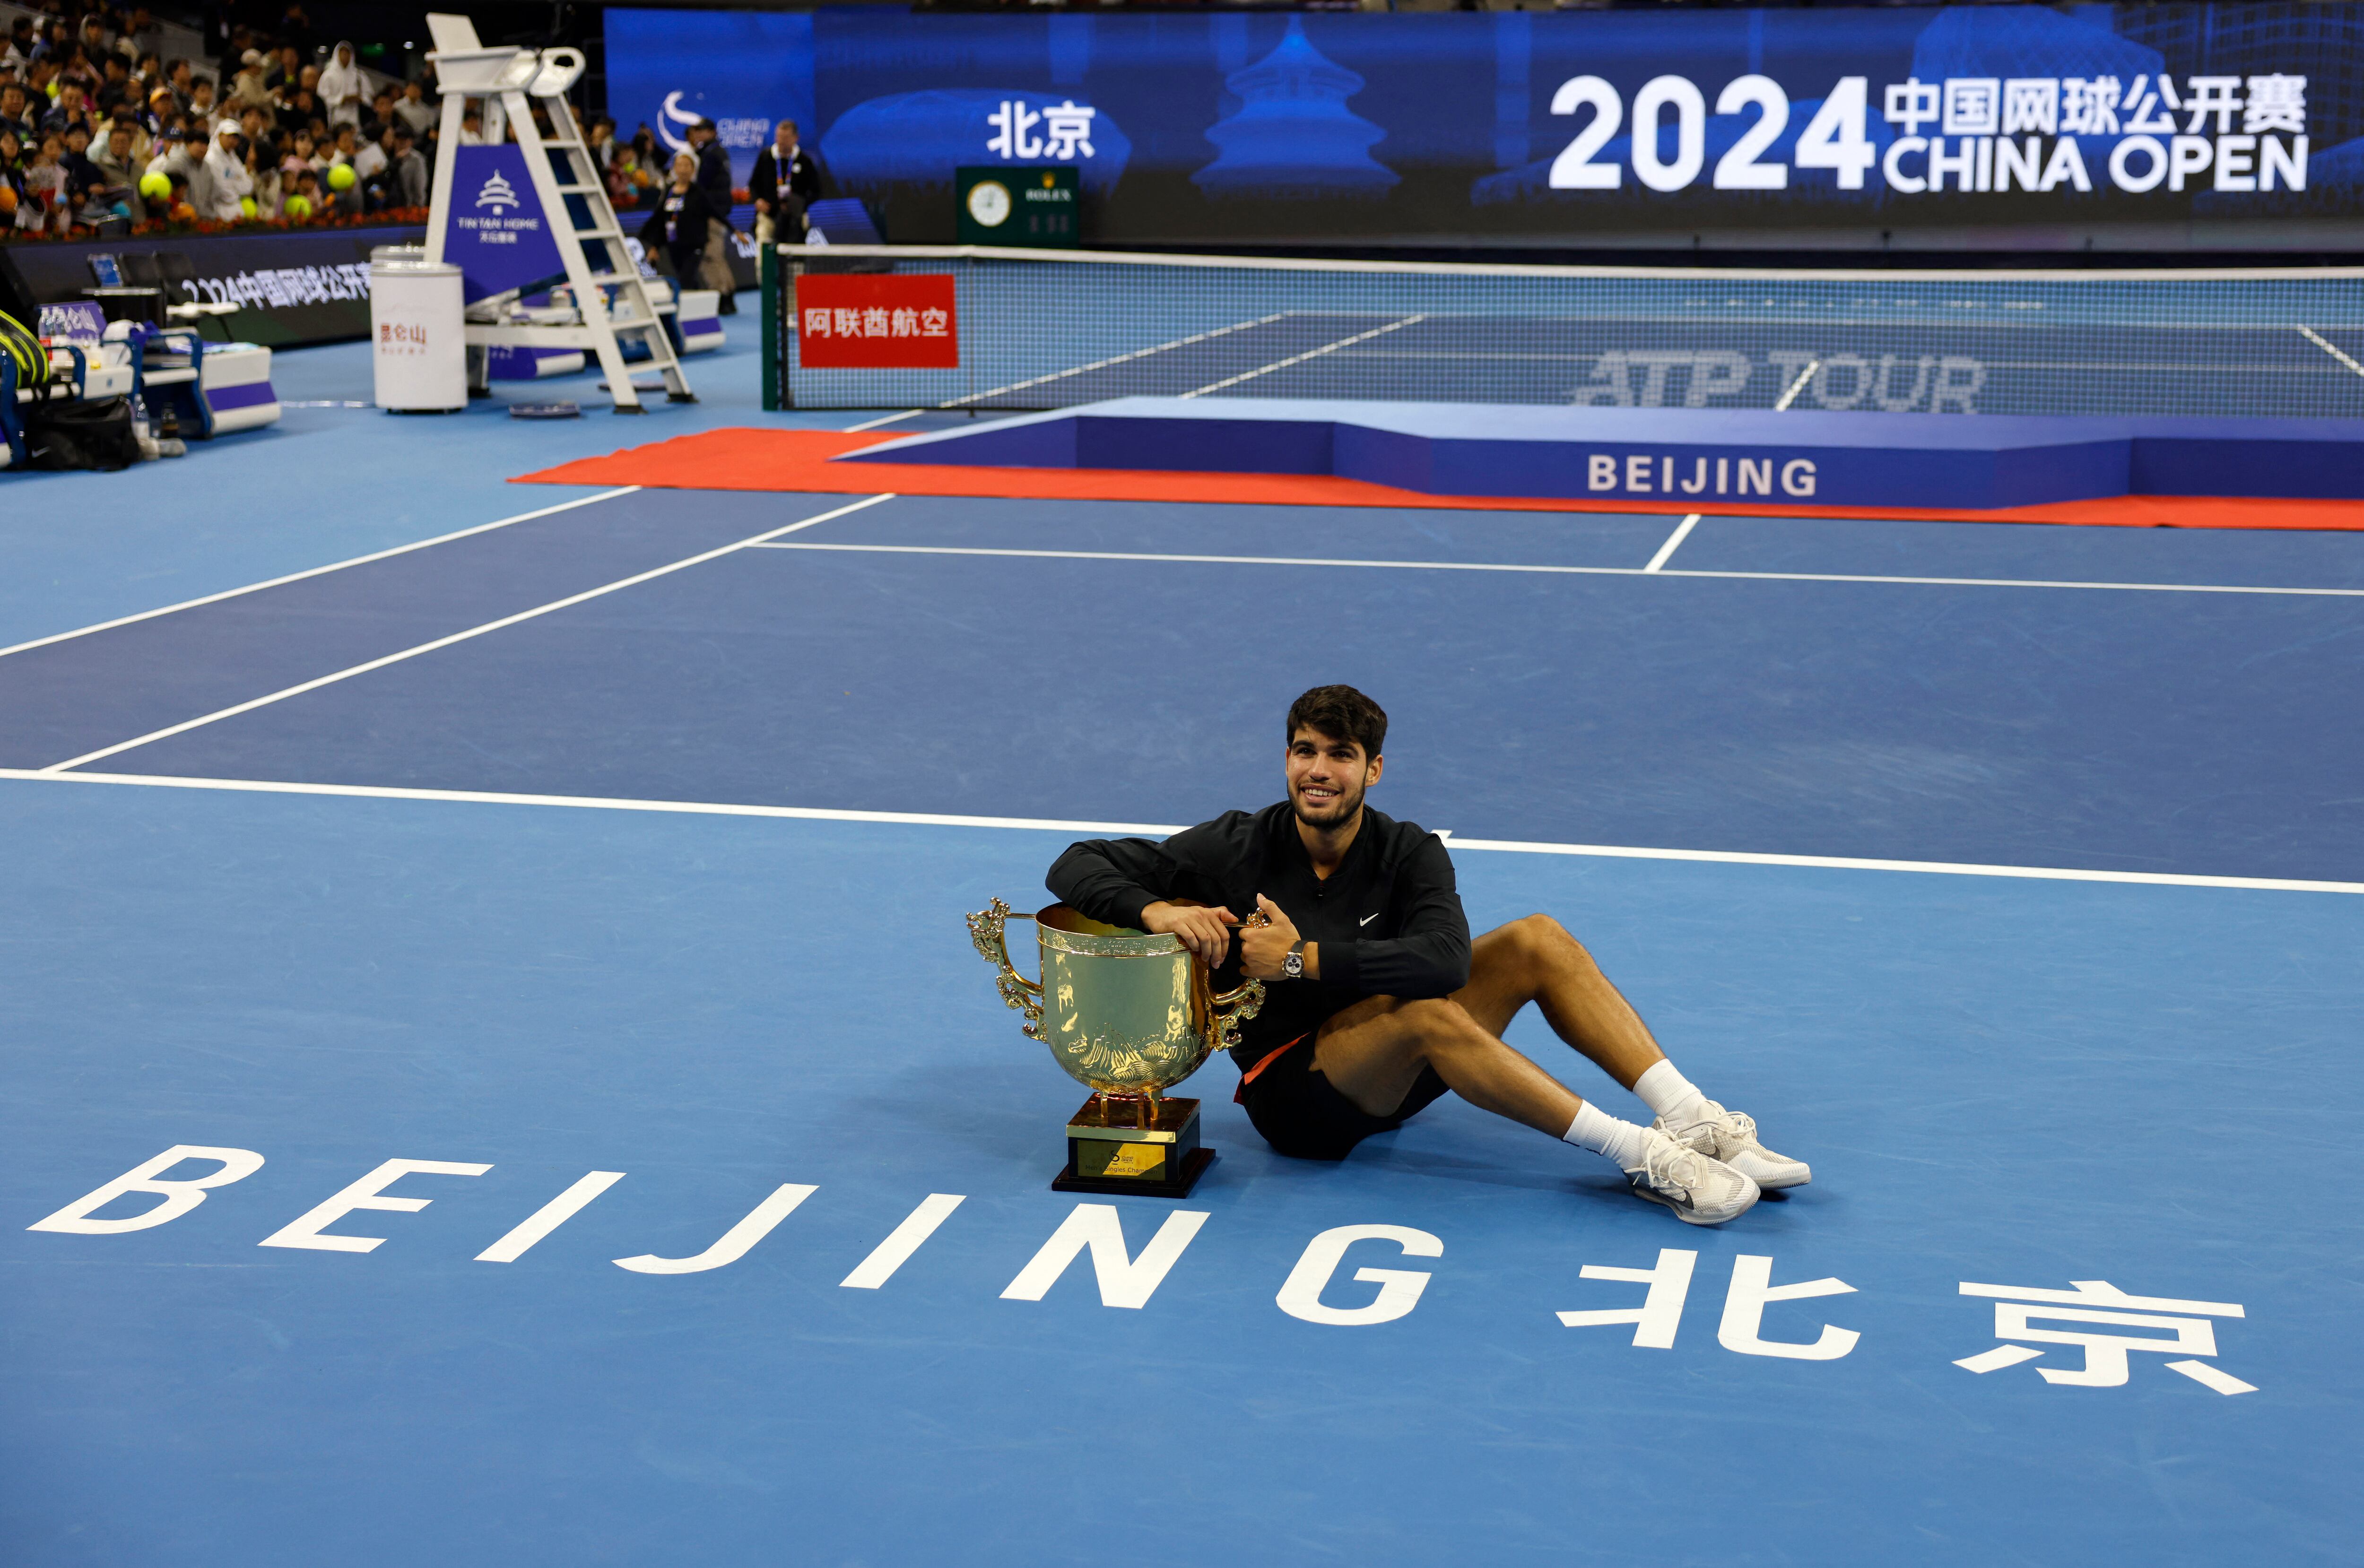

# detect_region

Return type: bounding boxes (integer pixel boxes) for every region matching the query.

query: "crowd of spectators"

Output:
[0,2,434,239]
[0,0,834,306]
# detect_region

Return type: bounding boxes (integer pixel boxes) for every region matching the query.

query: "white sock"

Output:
[1562,1100,1653,1172]
[1633,1060,1709,1127]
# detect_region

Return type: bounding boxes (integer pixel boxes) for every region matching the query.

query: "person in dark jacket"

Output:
[638,150,716,283]
[1044,684,1812,1225]
[686,117,737,312]
[748,117,825,245]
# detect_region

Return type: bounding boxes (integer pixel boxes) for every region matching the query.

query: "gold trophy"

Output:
[968,898,1266,1197]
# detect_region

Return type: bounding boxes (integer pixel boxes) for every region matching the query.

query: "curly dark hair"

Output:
[1285,684,1387,760]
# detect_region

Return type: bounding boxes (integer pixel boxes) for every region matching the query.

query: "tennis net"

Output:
[765,245,2364,421]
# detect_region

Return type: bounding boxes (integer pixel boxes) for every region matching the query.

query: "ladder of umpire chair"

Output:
[510,90,693,411]
[423,15,692,412]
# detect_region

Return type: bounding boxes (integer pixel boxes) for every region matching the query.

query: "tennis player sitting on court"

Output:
[1046,684,1808,1225]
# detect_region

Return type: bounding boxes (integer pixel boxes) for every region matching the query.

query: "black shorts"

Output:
[1234,1031,1451,1162]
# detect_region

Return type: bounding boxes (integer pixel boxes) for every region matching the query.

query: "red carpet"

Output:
[514,428,2364,530]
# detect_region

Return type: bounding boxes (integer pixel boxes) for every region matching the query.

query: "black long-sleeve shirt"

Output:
[751,144,825,207]
[1045,803,1470,1067]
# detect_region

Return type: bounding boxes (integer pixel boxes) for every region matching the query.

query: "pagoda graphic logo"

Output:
[475,172,521,212]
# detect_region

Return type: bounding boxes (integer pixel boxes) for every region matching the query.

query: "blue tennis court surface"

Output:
[5,347,2364,1564]
[931,307,2364,417]
[784,261,2364,420]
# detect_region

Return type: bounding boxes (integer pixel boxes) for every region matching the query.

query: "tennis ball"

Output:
[284,194,312,219]
[327,162,355,192]
[239,195,257,218]
[139,170,169,200]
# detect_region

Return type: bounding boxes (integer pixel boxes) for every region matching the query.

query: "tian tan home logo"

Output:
[475,172,520,212]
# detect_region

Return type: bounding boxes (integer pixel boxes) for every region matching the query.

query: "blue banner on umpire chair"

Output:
[438,146,566,303]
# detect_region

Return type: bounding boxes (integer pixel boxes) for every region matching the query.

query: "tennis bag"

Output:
[0,307,48,392]
[25,397,141,471]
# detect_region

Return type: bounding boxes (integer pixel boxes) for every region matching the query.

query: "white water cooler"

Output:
[369,249,467,413]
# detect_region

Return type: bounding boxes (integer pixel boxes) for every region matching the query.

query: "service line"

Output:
[746,539,2364,599]
[1,768,2357,896]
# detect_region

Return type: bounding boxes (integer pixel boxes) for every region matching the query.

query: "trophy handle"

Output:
[967,897,1046,1041]
[1205,908,1269,1052]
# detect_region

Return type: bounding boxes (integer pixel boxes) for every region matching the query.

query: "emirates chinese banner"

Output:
[793,275,958,369]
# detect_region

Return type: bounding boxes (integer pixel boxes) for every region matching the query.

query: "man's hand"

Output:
[1237,894,1303,980]
[1139,900,1238,968]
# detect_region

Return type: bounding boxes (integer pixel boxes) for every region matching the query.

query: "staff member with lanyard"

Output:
[640,151,717,286]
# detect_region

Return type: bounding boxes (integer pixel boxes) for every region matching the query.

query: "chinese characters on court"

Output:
[26,1144,2257,1396]
[1547,1249,2252,1395]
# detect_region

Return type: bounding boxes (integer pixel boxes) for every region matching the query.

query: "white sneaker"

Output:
[1655,1101,1812,1190]
[1624,1128,1760,1225]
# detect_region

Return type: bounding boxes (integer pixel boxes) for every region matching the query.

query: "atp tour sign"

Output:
[605,2,2361,250]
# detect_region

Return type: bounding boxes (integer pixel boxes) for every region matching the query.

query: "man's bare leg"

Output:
[1447,913,1814,1190]
[1305,992,1761,1225]
[1311,994,1579,1135]
[1454,914,1666,1090]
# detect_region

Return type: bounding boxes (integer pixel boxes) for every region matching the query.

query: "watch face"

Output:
[965,179,1011,227]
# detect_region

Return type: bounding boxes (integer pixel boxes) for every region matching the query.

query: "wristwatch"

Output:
[1282,940,1306,980]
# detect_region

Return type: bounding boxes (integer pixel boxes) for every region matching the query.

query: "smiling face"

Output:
[1285,726,1382,832]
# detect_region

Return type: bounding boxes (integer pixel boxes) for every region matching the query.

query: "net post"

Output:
[759,242,786,411]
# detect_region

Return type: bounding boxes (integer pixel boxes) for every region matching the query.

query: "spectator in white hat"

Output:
[228,49,273,111]
[318,40,364,130]
[201,116,251,219]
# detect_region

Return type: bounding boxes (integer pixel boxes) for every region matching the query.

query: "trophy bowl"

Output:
[968,898,1264,1197]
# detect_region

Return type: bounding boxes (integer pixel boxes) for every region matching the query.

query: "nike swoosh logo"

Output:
[1359,913,1379,927]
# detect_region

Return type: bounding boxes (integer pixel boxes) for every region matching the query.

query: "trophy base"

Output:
[1051,1094,1215,1199]
[1052,1147,1216,1200]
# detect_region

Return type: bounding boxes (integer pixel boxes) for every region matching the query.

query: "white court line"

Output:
[2297,324,2364,381]
[746,539,2364,599]
[37,494,898,775]
[1180,314,1429,398]
[0,766,2357,895]
[941,312,1288,408]
[1772,359,1821,411]
[0,486,643,664]
[1643,514,1702,573]
[843,409,925,432]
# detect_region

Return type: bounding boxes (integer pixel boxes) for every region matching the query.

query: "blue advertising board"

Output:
[605,9,815,189]
[1,224,427,346]
[602,4,2361,247]
[438,146,567,302]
